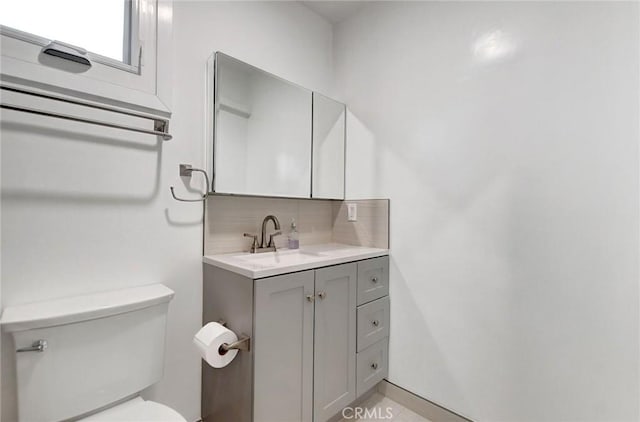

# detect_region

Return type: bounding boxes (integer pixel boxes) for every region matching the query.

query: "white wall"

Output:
[1,1,333,421]
[1,46,204,422]
[334,2,639,421]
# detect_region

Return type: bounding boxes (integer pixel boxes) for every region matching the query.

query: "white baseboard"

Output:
[377,380,473,422]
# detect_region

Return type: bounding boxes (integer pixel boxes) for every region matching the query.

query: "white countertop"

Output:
[203,243,389,279]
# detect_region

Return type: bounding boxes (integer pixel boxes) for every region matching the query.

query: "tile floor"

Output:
[339,393,432,422]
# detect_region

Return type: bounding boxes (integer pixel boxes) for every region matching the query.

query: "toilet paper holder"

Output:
[217,320,250,354]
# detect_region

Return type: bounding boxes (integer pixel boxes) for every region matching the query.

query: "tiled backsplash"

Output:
[204,195,333,255]
[332,200,389,249]
[204,195,389,255]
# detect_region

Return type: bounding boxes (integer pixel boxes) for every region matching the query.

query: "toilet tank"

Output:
[0,284,175,422]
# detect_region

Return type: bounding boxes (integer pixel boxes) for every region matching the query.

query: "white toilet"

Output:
[1,284,187,422]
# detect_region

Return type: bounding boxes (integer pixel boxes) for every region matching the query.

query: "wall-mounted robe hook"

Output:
[170,164,210,202]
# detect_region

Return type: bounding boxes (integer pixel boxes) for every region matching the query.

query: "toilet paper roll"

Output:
[193,322,239,368]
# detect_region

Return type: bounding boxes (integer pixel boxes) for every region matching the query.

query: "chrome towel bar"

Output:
[0,85,172,140]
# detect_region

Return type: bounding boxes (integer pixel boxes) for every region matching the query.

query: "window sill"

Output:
[1,56,171,118]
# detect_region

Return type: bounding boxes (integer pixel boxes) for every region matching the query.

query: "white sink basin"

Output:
[235,249,323,267]
[203,243,388,279]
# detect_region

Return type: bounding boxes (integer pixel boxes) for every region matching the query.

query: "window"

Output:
[0,0,171,115]
[1,0,135,68]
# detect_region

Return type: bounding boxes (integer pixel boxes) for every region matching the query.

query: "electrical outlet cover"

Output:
[347,203,357,221]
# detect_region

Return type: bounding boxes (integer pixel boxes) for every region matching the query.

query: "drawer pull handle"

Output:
[371,276,379,283]
[371,362,379,370]
[317,291,326,300]
[372,320,380,327]
[306,294,315,302]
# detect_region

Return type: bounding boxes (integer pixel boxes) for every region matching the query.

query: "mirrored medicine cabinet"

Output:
[207,52,346,199]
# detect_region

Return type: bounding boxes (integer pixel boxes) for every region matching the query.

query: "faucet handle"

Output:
[244,233,259,253]
[268,231,282,249]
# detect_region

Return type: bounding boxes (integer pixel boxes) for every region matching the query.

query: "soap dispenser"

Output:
[288,219,299,249]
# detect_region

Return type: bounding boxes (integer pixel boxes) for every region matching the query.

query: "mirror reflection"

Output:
[214,52,312,197]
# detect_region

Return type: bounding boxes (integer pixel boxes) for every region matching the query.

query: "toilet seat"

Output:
[79,397,186,422]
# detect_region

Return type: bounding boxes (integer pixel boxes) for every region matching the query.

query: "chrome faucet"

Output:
[260,215,281,251]
[244,215,282,253]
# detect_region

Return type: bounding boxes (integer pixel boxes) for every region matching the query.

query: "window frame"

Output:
[0,26,140,74]
[0,0,172,117]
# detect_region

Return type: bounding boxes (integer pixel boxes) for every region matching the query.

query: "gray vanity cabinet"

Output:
[254,270,315,422]
[254,264,357,422]
[355,256,390,397]
[202,257,387,422]
[313,264,357,422]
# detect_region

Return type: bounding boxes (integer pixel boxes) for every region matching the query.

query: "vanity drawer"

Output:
[356,337,388,397]
[357,256,389,306]
[357,297,390,352]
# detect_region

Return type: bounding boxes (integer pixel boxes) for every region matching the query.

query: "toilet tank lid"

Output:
[0,284,175,333]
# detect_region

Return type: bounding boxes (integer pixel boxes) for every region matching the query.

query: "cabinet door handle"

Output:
[371,276,379,283]
[371,362,378,370]
[317,291,326,300]
[306,294,315,302]
[372,320,380,327]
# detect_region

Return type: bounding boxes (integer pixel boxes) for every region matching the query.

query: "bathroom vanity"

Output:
[201,52,389,422]
[202,245,390,422]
